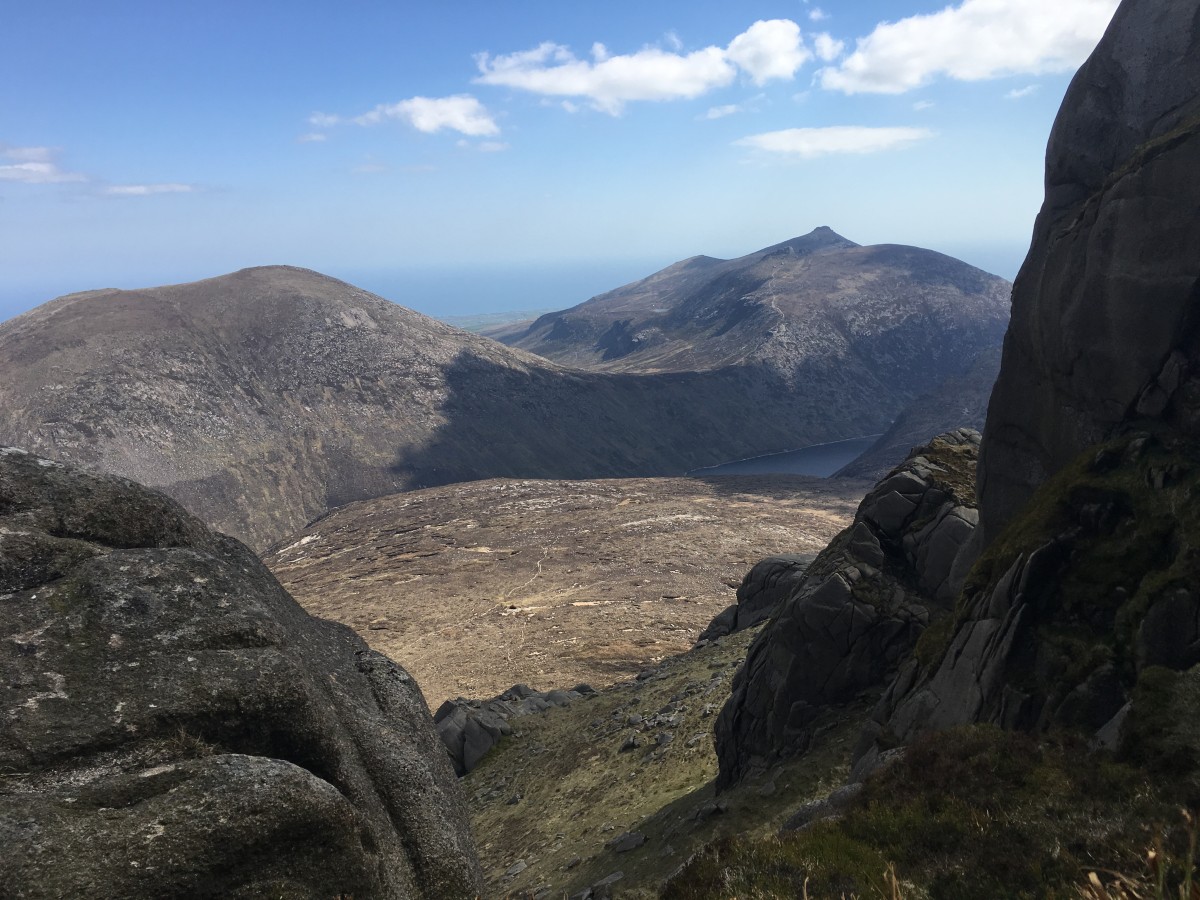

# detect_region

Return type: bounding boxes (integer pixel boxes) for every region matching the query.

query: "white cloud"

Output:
[736,125,933,158]
[704,103,743,120]
[726,20,811,85]
[809,8,829,22]
[476,41,733,114]
[664,30,683,52]
[352,163,388,175]
[819,0,1120,94]
[813,33,845,62]
[297,132,327,143]
[0,145,85,184]
[475,19,809,114]
[355,94,499,136]
[103,183,195,195]
[913,100,936,111]
[1005,84,1040,99]
[308,112,341,127]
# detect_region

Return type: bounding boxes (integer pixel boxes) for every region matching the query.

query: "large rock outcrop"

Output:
[0,447,482,898]
[715,431,980,787]
[860,0,1200,763]
[974,0,1200,549]
[435,682,595,776]
[696,554,814,644]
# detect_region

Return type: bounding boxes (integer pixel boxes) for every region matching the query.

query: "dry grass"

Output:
[1081,811,1199,900]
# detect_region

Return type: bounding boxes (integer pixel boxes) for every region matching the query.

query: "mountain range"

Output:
[0,242,1009,550]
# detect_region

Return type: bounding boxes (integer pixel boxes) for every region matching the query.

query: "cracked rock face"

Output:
[696,554,814,644]
[974,0,1200,548]
[0,447,482,899]
[714,431,980,788]
[862,0,1200,762]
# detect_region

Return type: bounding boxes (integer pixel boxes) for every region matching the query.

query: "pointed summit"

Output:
[759,226,859,257]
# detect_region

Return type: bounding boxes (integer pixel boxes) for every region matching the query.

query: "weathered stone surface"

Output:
[974,0,1200,550]
[856,0,1200,766]
[0,447,482,899]
[1138,589,1200,671]
[696,554,812,642]
[436,682,591,776]
[780,783,863,833]
[868,430,1200,764]
[715,432,979,787]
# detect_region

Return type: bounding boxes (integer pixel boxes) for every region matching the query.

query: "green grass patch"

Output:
[665,725,1177,899]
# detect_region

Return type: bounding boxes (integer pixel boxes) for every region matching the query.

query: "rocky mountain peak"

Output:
[758,226,860,257]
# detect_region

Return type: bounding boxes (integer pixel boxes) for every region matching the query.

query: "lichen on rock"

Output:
[0,447,482,898]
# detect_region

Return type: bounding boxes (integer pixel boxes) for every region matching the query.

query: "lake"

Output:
[688,435,881,478]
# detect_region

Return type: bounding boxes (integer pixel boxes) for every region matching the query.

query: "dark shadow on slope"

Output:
[389,352,890,492]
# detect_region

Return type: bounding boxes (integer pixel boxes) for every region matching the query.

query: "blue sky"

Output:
[1,0,1120,317]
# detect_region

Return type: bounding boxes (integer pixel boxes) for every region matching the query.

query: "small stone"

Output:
[505,860,528,877]
[618,733,640,752]
[608,831,646,853]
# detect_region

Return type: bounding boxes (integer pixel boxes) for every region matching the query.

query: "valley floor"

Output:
[265,474,865,707]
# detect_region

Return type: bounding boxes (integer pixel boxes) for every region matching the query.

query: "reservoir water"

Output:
[688,434,881,478]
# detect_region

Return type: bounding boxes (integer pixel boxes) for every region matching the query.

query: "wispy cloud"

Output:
[736,125,933,158]
[475,19,809,115]
[819,0,1120,94]
[308,112,341,127]
[457,139,511,152]
[0,145,86,184]
[103,183,196,196]
[1005,84,1040,100]
[297,132,328,143]
[809,8,829,22]
[355,94,499,136]
[703,104,744,120]
[913,100,936,111]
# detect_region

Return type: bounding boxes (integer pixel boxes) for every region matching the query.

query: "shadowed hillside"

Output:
[0,266,888,550]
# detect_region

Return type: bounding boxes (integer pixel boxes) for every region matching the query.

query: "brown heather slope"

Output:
[264,474,865,707]
[0,265,872,550]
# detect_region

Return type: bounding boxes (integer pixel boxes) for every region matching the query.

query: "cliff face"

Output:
[974,0,1200,546]
[0,447,482,898]
[714,431,980,787]
[714,0,1200,792]
[871,0,1200,751]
